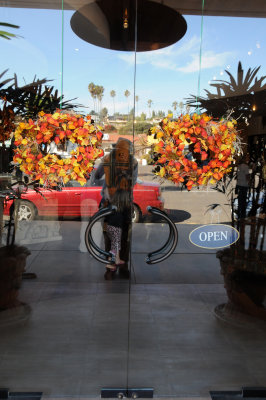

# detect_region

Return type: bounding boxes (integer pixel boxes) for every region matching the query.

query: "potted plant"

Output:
[0,244,30,311]
[215,163,266,321]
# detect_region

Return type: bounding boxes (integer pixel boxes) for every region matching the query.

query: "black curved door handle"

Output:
[146,206,178,264]
[85,206,117,264]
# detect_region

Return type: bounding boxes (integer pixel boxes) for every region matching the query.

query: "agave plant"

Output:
[186,62,266,120]
[206,62,266,98]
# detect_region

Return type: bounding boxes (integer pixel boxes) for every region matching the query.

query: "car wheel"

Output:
[17,201,36,221]
[132,204,141,223]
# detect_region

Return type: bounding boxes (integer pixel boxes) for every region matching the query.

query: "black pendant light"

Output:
[70,0,187,52]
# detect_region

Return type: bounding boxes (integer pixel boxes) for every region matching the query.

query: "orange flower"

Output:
[13,111,103,187]
[201,151,208,161]
[149,113,239,190]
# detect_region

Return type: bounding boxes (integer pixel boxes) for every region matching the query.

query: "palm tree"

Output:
[110,90,116,116]
[172,101,178,116]
[124,90,130,119]
[179,101,184,114]
[135,95,139,117]
[88,82,97,113]
[147,99,153,119]
[96,85,104,114]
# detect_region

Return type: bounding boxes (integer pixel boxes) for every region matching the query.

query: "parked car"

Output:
[3,175,164,223]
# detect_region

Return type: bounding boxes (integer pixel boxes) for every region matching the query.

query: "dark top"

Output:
[105,206,131,228]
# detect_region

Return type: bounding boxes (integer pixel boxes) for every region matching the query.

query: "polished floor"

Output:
[0,219,266,399]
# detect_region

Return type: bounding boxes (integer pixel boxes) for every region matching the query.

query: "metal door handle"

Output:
[85,206,117,264]
[145,206,178,264]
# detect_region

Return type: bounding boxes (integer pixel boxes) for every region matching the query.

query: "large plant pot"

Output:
[0,245,31,310]
[216,224,266,321]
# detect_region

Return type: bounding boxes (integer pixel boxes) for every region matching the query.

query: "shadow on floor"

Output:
[143,208,191,223]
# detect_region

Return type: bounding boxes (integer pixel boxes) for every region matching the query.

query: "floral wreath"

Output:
[13,111,104,187]
[148,112,241,191]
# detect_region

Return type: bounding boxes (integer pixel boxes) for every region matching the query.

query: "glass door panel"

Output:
[129,4,266,398]
[1,0,266,399]
[0,1,136,397]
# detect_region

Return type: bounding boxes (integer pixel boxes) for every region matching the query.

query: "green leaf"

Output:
[0,22,20,40]
[0,22,19,28]
[0,31,16,39]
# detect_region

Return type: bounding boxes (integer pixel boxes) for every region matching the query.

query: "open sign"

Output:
[189,224,239,249]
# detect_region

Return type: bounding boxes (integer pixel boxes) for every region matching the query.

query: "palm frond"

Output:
[0,69,14,89]
[0,22,19,28]
[0,22,20,40]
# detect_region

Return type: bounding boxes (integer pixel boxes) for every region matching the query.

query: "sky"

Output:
[1,5,266,117]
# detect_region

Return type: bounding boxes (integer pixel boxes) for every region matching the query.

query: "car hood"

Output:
[135,179,160,188]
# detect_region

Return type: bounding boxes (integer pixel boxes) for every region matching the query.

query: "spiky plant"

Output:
[0,72,81,120]
[186,62,266,120]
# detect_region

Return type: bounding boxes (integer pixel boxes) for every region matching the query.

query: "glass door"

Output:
[1,0,266,399]
[129,2,266,398]
[0,1,135,397]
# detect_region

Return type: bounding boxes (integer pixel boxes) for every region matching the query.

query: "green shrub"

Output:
[118,122,153,135]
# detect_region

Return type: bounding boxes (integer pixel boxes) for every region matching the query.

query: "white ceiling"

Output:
[3,0,266,17]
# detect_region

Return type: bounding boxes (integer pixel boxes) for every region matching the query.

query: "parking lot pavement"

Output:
[138,165,231,225]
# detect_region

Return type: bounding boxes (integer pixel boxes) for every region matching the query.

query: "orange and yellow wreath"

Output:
[13,111,104,187]
[149,113,240,191]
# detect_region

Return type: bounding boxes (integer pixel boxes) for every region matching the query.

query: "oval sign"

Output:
[189,224,239,249]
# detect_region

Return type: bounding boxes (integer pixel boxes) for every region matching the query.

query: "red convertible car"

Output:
[4,176,164,223]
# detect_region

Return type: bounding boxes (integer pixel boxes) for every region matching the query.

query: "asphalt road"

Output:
[138,164,232,225]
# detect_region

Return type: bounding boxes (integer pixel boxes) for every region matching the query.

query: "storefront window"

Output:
[0,1,265,398]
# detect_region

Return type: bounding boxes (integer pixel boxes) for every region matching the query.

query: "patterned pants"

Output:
[106,225,122,256]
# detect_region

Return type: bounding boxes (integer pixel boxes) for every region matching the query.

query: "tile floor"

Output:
[0,220,266,399]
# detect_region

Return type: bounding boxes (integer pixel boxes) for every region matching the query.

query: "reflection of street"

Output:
[139,165,232,224]
[14,220,62,245]
[18,219,223,284]
[21,165,231,225]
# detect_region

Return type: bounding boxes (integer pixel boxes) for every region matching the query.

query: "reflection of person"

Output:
[104,189,131,275]
[236,155,250,219]
[92,138,138,280]
[93,138,138,207]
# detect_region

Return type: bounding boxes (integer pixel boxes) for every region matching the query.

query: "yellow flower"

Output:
[53,112,61,120]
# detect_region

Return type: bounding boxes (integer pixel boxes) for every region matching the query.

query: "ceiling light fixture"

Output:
[70,0,187,52]
[123,8,128,29]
